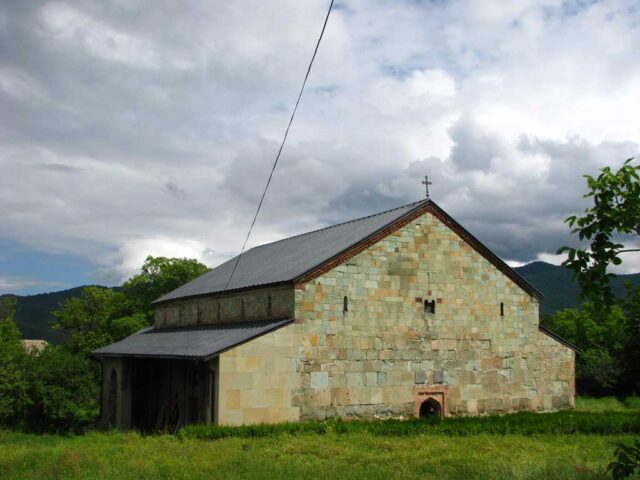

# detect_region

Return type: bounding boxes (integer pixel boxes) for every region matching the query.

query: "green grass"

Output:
[0,429,635,480]
[2,398,640,480]
[576,396,640,412]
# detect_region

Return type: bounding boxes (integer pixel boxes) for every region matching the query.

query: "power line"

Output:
[224,0,335,290]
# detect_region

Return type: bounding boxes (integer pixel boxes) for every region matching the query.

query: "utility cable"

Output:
[223,0,335,290]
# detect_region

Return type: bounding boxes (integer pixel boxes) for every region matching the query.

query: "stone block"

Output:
[226,389,241,409]
[310,371,329,389]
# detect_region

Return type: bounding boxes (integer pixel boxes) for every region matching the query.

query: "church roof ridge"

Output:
[244,199,428,252]
[153,198,541,304]
[153,199,428,303]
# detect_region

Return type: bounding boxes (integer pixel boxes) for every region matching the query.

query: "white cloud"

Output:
[1,0,639,283]
[0,276,65,292]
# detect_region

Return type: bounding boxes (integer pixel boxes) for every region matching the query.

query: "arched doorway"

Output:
[108,369,118,426]
[419,398,442,418]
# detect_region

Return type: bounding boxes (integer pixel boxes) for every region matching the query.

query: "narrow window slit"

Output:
[343,296,348,314]
[500,302,504,317]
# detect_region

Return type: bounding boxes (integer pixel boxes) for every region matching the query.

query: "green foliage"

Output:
[619,284,640,395]
[122,256,209,319]
[179,411,640,440]
[22,345,99,433]
[52,257,208,355]
[0,297,30,427]
[0,295,17,323]
[558,158,640,306]
[1,286,93,343]
[0,320,100,432]
[52,287,144,355]
[575,396,640,412]
[1,256,208,433]
[543,303,628,395]
[607,438,640,480]
[577,349,620,395]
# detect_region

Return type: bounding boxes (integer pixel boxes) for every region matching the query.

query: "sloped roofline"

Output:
[294,200,542,299]
[153,199,541,304]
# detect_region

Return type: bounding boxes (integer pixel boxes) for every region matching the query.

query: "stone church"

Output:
[93,199,577,430]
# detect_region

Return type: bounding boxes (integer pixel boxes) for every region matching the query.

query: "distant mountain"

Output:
[514,261,640,316]
[0,286,110,343]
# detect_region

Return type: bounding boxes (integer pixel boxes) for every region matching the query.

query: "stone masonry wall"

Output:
[292,211,575,420]
[216,323,301,425]
[154,285,294,328]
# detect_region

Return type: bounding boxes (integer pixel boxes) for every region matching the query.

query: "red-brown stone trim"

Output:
[295,202,432,286]
[294,201,542,300]
[413,385,449,417]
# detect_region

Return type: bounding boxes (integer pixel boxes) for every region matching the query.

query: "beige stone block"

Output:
[226,389,241,409]
[220,409,243,426]
[244,408,270,425]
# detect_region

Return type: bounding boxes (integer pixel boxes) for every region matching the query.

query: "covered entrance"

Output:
[130,358,216,432]
[92,319,293,430]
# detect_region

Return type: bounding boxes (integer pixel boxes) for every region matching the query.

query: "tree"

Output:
[0,297,30,426]
[53,256,209,355]
[24,345,99,433]
[122,256,209,319]
[52,287,145,356]
[543,303,627,395]
[619,285,640,395]
[557,158,640,397]
[558,158,640,306]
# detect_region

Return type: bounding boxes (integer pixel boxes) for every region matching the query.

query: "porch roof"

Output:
[91,318,294,360]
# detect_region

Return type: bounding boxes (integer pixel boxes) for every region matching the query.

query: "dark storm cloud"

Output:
[1,0,639,288]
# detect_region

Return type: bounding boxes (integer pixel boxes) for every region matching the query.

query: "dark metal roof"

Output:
[154,200,428,303]
[539,324,583,354]
[153,199,542,304]
[91,319,294,360]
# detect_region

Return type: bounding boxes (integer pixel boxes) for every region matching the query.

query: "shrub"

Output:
[23,346,99,433]
[607,438,640,480]
[0,307,30,427]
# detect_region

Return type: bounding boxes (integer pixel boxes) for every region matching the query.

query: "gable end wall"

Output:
[292,210,575,419]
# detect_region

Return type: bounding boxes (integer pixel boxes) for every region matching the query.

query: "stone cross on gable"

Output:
[422,176,432,199]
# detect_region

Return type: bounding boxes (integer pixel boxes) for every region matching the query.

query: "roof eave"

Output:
[539,324,583,354]
[91,318,296,360]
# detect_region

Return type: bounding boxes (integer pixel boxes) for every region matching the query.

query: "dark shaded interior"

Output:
[131,358,214,432]
[419,398,442,418]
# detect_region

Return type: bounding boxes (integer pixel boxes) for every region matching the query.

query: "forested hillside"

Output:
[514,262,640,316]
[0,286,111,342]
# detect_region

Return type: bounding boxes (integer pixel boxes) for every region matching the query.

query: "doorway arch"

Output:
[419,397,442,418]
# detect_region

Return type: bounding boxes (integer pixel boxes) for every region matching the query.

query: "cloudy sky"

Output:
[1,0,639,295]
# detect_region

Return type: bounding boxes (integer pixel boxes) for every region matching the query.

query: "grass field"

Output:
[1,398,639,480]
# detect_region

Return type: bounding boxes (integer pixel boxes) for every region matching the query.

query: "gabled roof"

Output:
[154,199,541,304]
[154,200,428,303]
[92,319,294,360]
